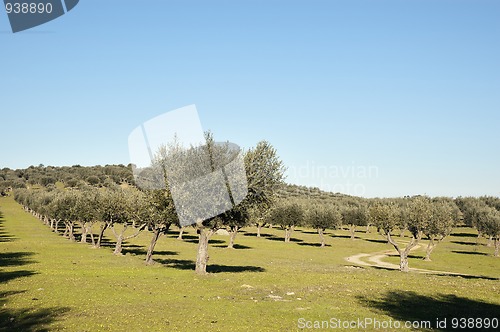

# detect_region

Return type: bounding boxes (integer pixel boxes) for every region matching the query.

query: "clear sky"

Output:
[1,0,499,198]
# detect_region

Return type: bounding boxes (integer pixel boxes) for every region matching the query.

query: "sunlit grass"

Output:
[1,196,499,331]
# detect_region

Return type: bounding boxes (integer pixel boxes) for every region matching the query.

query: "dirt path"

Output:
[344,242,481,277]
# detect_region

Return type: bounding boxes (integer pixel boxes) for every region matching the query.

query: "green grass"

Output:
[1,196,499,331]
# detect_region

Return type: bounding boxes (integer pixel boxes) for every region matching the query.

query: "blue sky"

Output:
[1,0,499,198]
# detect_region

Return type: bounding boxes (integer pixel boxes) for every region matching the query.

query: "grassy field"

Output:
[1,195,499,331]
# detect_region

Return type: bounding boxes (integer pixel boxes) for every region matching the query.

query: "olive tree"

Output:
[422,201,456,261]
[370,197,432,272]
[94,189,128,248]
[75,188,99,245]
[143,189,178,265]
[342,204,369,240]
[307,204,342,247]
[474,205,500,257]
[270,202,304,243]
[223,140,285,248]
[53,191,79,241]
[110,189,148,255]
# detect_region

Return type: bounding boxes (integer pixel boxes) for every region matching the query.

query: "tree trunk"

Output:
[145,228,161,265]
[487,236,493,247]
[285,227,293,243]
[95,222,108,248]
[67,222,75,242]
[349,225,355,240]
[89,232,95,246]
[112,224,127,255]
[366,224,371,234]
[476,231,482,245]
[424,238,435,261]
[494,238,499,257]
[257,224,262,237]
[196,228,214,274]
[386,231,421,272]
[80,222,88,243]
[114,235,124,255]
[54,219,59,233]
[318,228,325,247]
[399,235,420,272]
[399,253,409,272]
[177,227,184,240]
[63,224,68,238]
[50,218,55,231]
[227,226,238,249]
[400,228,405,238]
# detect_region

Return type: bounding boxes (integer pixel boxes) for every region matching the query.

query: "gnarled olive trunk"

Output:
[95,222,109,248]
[424,236,443,261]
[65,221,76,242]
[424,238,434,261]
[257,224,262,237]
[399,253,409,272]
[349,224,356,240]
[145,228,161,265]
[227,226,239,249]
[80,221,88,243]
[177,227,184,240]
[284,226,294,243]
[476,231,482,245]
[386,231,421,272]
[487,236,493,247]
[114,234,124,255]
[196,228,214,274]
[318,228,325,247]
[113,223,146,255]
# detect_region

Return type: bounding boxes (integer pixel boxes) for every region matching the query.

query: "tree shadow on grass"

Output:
[357,290,500,331]
[207,265,265,273]
[156,258,195,270]
[122,246,178,256]
[299,230,319,235]
[297,242,331,247]
[408,254,424,259]
[177,234,199,240]
[213,244,253,249]
[0,282,69,331]
[451,240,477,246]
[452,250,488,256]
[156,258,265,273]
[0,214,17,243]
[0,252,36,267]
[183,238,226,245]
[0,230,17,242]
[242,232,273,238]
[450,232,478,238]
[330,234,351,239]
[0,251,38,283]
[0,270,38,283]
[364,238,388,244]
[0,291,70,332]
[264,236,304,243]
